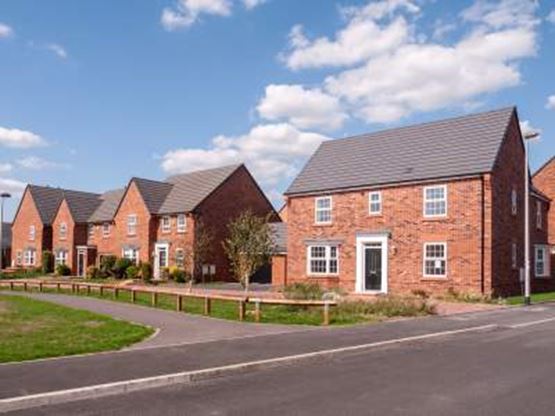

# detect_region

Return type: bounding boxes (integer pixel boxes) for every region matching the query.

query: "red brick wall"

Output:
[11,189,46,268]
[271,254,287,287]
[195,165,278,282]
[286,177,486,296]
[533,158,555,245]
[153,213,195,273]
[52,199,76,272]
[88,222,117,260]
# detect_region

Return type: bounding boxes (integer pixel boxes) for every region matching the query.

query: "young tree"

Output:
[223,211,275,294]
[192,220,214,284]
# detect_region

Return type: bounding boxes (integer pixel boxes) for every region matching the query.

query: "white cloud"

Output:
[242,0,266,10]
[520,120,541,139]
[282,0,419,70]
[547,9,555,24]
[461,0,539,29]
[0,177,26,196]
[0,163,12,174]
[0,23,13,38]
[161,0,232,30]
[46,43,68,59]
[16,156,68,170]
[546,95,555,110]
[256,84,347,131]
[0,127,46,149]
[161,123,330,186]
[432,19,457,40]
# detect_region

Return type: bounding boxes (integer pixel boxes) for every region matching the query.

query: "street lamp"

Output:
[0,192,12,271]
[524,132,540,306]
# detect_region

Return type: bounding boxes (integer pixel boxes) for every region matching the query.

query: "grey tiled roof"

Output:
[63,190,103,223]
[133,178,173,214]
[158,164,241,214]
[286,107,516,195]
[269,222,287,254]
[28,185,66,225]
[89,189,125,223]
[1,222,11,248]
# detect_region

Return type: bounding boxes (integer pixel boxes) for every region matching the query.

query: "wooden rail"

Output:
[0,279,337,325]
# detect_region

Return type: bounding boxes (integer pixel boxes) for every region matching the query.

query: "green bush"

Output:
[335,296,435,319]
[113,258,133,279]
[99,256,117,277]
[140,262,153,282]
[55,264,71,276]
[86,266,100,279]
[126,265,139,279]
[171,269,191,283]
[42,251,54,274]
[283,282,324,300]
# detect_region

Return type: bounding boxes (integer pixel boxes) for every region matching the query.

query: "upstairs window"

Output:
[307,245,338,275]
[369,192,382,215]
[423,243,447,277]
[162,216,171,233]
[127,215,137,236]
[424,185,447,217]
[88,224,95,239]
[315,197,332,224]
[102,223,111,238]
[537,201,543,230]
[535,245,550,278]
[511,189,518,216]
[29,225,36,241]
[177,214,187,233]
[59,222,67,240]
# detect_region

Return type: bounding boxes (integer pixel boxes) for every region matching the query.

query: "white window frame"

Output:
[175,248,185,268]
[511,189,518,216]
[306,245,339,276]
[55,250,68,266]
[537,200,542,230]
[122,248,139,265]
[423,242,447,278]
[161,216,171,233]
[24,249,36,266]
[102,223,111,238]
[16,251,22,266]
[314,196,332,225]
[368,191,382,215]
[29,225,36,241]
[88,224,95,239]
[511,242,517,270]
[535,245,550,278]
[127,214,138,236]
[177,214,187,233]
[59,222,68,240]
[423,185,447,218]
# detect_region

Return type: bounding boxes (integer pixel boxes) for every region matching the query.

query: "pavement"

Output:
[16,313,555,416]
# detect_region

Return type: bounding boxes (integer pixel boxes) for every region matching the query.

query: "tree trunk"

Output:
[243,272,250,296]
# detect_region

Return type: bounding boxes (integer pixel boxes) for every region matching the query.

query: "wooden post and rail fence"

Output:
[0,279,336,325]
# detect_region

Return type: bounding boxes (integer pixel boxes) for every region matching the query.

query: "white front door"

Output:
[356,234,388,294]
[154,244,169,279]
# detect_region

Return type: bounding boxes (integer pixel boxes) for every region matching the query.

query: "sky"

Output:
[0,0,554,221]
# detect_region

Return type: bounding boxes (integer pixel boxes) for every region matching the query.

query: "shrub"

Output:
[443,287,492,304]
[140,262,153,282]
[336,296,435,319]
[113,258,133,279]
[86,266,100,279]
[161,267,170,280]
[171,269,191,283]
[126,265,139,279]
[283,282,324,300]
[99,256,117,277]
[55,264,71,276]
[42,251,54,274]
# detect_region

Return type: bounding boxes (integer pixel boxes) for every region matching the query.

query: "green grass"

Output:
[0,294,154,363]
[505,291,555,305]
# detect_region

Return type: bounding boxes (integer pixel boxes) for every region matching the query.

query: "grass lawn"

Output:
[0,294,153,363]
[505,291,555,305]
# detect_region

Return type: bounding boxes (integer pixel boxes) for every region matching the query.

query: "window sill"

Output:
[422,216,448,222]
[535,275,551,280]
[308,274,339,279]
[313,223,333,227]
[421,276,448,281]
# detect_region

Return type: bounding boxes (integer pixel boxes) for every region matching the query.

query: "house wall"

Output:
[11,189,46,268]
[285,177,487,296]
[271,254,287,287]
[195,165,279,282]
[88,222,117,261]
[153,213,195,273]
[533,158,555,245]
[52,199,76,272]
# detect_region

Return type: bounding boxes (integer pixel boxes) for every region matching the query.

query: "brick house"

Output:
[281,107,552,297]
[533,157,555,245]
[1,222,11,269]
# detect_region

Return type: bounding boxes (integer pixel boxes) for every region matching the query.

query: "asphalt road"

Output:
[8,306,555,415]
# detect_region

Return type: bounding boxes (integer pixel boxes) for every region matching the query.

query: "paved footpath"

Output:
[1,294,554,402]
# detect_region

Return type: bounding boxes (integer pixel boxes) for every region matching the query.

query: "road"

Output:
[6,303,555,415]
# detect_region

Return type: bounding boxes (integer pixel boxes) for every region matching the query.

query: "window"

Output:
[102,223,111,238]
[424,185,447,217]
[512,243,517,270]
[59,222,67,240]
[162,216,171,233]
[16,251,22,266]
[537,201,542,230]
[511,189,518,216]
[315,197,332,224]
[29,225,36,241]
[175,249,185,268]
[535,245,550,278]
[369,192,382,215]
[127,215,137,236]
[423,243,447,277]
[122,248,139,265]
[24,249,36,266]
[55,250,68,266]
[177,214,187,233]
[307,245,338,275]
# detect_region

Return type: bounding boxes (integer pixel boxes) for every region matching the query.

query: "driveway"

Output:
[5,292,308,349]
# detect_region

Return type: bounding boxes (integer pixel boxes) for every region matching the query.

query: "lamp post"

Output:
[0,192,12,271]
[524,132,540,306]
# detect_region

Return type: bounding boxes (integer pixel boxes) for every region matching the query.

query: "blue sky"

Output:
[1,0,554,221]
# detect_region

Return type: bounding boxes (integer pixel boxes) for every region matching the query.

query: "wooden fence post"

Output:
[204,297,211,315]
[151,292,157,307]
[238,300,246,321]
[176,295,183,312]
[56,283,61,293]
[86,285,91,296]
[23,282,27,292]
[9,282,13,291]
[99,286,104,296]
[114,288,119,299]
[323,302,330,326]
[131,290,136,303]
[254,300,261,323]
[39,282,43,292]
